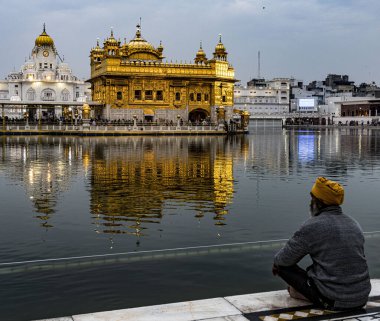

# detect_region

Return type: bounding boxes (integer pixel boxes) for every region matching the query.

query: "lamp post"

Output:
[176,114,181,129]
[133,114,138,130]
[38,105,42,130]
[68,107,73,126]
[74,108,78,127]
[24,111,29,128]
[2,104,5,132]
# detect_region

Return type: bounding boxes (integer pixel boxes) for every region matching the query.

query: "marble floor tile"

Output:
[72,297,241,321]
[225,290,310,314]
[370,279,380,297]
[195,315,249,321]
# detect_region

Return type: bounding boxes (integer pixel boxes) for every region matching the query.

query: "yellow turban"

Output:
[311,177,344,206]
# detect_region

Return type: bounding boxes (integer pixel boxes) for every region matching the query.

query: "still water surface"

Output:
[1,127,380,320]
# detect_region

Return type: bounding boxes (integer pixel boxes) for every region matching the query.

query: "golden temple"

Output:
[89,25,236,123]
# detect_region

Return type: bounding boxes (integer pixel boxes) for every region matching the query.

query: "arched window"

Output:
[61,89,70,101]
[26,88,35,101]
[41,88,56,101]
[175,92,181,101]
[116,91,122,100]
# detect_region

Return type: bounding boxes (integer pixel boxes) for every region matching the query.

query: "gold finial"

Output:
[136,24,141,38]
[96,37,100,46]
[219,34,222,43]
[200,41,203,49]
[43,23,46,33]
[110,27,114,37]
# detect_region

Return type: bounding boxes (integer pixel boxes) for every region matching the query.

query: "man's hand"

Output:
[272,263,279,276]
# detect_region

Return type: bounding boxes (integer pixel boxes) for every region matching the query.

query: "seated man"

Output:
[273,177,371,310]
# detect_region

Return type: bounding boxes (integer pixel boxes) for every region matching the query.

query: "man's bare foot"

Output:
[287,286,311,302]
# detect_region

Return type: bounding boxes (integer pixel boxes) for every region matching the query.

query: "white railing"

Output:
[4,124,228,132]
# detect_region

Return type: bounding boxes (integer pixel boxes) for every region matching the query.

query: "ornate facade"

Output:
[89,25,236,123]
[0,24,91,119]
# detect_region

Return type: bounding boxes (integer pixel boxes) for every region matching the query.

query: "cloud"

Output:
[0,0,380,84]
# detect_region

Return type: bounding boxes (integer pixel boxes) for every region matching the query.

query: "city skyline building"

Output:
[233,78,290,115]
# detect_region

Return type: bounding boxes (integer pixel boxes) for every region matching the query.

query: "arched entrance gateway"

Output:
[189,108,209,123]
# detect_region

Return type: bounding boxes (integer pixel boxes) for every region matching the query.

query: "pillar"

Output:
[2,104,5,131]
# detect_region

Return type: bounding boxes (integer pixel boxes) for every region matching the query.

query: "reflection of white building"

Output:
[0,24,91,119]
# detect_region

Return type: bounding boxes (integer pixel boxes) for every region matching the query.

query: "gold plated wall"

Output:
[89,26,236,122]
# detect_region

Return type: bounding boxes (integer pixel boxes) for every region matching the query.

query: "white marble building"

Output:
[0,24,90,120]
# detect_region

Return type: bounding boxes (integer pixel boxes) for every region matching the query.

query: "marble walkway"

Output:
[34,279,380,321]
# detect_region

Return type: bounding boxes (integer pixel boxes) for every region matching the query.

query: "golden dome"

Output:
[92,38,104,53]
[104,28,119,46]
[214,34,226,53]
[128,25,156,52]
[194,41,207,64]
[157,40,164,52]
[35,24,54,47]
[196,42,206,57]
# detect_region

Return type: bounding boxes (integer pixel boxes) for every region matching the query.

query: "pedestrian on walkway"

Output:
[272,177,371,310]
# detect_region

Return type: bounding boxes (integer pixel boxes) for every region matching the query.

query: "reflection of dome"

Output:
[35,24,54,47]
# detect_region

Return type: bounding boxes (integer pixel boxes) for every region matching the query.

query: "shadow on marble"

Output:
[225,290,310,314]
[226,279,380,315]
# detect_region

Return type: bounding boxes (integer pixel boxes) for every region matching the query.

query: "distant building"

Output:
[234,78,290,115]
[0,24,90,120]
[290,74,360,114]
[319,96,380,124]
[354,82,380,98]
[325,74,354,93]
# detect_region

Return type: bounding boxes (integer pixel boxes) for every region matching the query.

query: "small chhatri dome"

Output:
[35,23,54,47]
[93,38,103,52]
[195,41,207,64]
[196,41,206,58]
[213,34,228,61]
[215,34,226,53]
[105,27,118,46]
[157,40,164,52]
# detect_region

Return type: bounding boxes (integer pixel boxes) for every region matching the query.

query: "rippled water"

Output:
[1,127,380,320]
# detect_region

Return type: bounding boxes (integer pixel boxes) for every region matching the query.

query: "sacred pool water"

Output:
[1,127,379,321]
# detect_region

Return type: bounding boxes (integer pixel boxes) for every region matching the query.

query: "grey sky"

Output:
[1,0,379,85]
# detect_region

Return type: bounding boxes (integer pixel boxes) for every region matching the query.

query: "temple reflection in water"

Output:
[86,136,247,236]
[0,136,82,228]
[0,128,379,238]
